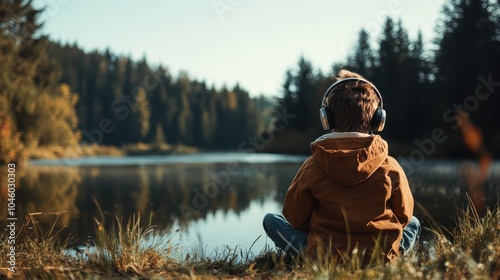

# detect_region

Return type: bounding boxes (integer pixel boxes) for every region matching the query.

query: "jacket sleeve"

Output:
[282,157,316,232]
[388,158,414,228]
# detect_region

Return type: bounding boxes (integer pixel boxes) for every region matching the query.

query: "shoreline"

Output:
[1,202,498,279]
[25,143,200,162]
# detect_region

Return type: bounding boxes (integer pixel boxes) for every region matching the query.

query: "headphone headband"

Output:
[319,77,386,132]
[321,78,384,109]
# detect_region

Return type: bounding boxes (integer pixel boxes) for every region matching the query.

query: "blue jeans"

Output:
[262,213,421,256]
[399,216,421,254]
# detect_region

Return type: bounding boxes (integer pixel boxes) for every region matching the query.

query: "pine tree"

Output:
[278,69,297,119]
[347,29,376,78]
[376,18,417,141]
[407,30,432,136]
[174,73,194,146]
[126,87,150,143]
[434,0,500,153]
[293,56,319,132]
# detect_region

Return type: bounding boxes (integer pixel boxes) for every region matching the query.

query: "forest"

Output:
[45,41,274,149]
[1,0,499,164]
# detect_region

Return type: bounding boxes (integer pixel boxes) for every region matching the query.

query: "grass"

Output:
[1,201,499,279]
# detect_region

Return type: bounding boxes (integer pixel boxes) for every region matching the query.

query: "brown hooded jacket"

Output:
[282,133,414,262]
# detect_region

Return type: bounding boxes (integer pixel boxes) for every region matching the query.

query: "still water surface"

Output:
[3,152,499,257]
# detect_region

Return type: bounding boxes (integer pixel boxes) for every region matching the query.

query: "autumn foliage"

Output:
[0,0,80,163]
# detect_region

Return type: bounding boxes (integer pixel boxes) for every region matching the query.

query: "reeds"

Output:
[90,199,181,277]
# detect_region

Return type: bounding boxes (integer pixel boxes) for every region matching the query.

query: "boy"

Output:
[263,70,420,263]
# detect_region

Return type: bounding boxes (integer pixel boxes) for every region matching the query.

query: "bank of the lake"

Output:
[0,201,498,279]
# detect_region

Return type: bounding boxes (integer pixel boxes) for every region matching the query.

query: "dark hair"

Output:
[328,70,378,133]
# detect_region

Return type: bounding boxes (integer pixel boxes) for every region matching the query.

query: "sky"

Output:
[34,0,445,97]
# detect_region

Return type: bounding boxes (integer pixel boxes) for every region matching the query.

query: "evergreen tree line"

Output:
[270,0,500,156]
[45,42,273,149]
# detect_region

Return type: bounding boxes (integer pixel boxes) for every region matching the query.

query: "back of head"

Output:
[327,70,379,133]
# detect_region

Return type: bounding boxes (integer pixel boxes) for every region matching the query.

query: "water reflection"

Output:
[2,157,303,245]
[1,155,499,254]
[0,166,80,227]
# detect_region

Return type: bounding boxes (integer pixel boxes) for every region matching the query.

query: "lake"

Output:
[2,152,499,258]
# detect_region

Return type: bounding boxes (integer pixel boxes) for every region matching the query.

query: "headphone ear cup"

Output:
[326,107,335,129]
[371,108,386,132]
[319,106,335,130]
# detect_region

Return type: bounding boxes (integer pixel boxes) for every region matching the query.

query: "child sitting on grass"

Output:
[263,69,420,263]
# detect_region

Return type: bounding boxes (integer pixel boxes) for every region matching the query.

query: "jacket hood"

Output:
[310,133,388,185]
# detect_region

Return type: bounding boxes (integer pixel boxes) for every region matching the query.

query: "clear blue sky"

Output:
[34,0,445,97]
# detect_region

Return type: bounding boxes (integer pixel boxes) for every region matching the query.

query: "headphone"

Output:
[319,78,386,132]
